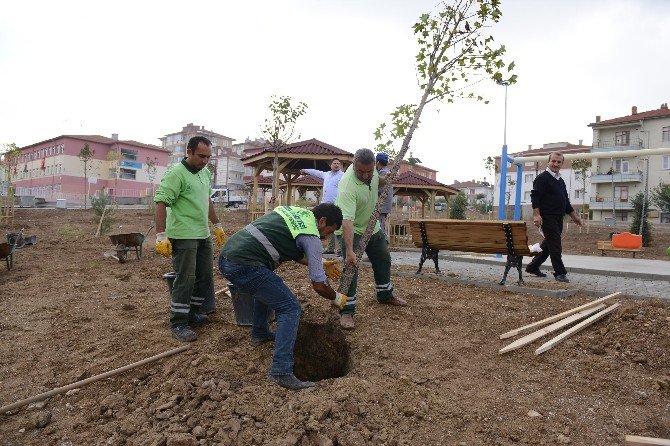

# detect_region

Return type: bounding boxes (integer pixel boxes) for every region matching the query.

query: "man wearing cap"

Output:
[375,152,393,242]
[335,148,407,330]
[301,158,344,254]
[218,203,347,390]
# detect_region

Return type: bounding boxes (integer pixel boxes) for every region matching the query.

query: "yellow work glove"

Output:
[323,259,341,281]
[155,232,172,257]
[213,223,227,246]
[333,292,348,310]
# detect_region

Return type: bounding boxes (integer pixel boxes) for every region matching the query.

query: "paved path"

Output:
[383,249,670,300]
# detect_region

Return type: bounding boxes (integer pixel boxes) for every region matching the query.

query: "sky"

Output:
[1,0,669,184]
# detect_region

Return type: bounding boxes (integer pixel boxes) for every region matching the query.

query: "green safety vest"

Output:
[221,206,320,270]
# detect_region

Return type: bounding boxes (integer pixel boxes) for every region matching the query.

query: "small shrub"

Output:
[91,193,116,234]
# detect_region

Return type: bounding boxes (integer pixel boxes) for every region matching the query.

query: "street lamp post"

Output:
[497,80,510,221]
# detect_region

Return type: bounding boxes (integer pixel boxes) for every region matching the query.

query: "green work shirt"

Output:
[335,165,381,236]
[154,161,212,239]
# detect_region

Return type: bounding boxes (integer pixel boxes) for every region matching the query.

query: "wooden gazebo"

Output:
[242,138,353,212]
[392,171,459,218]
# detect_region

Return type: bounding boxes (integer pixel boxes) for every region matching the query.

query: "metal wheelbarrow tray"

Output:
[109,233,146,263]
[0,242,14,271]
[108,225,154,263]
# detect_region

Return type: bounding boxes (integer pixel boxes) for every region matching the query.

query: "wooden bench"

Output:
[408,219,537,285]
[596,241,642,258]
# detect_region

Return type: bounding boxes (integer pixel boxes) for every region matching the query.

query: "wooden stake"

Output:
[499,292,622,339]
[535,303,620,355]
[95,205,108,237]
[625,435,670,445]
[215,288,231,298]
[0,345,190,414]
[499,304,605,354]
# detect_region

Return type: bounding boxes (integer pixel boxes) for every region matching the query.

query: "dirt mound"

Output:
[0,209,669,445]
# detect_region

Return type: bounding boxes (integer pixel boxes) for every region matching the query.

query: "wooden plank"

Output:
[499,292,622,339]
[534,303,620,355]
[498,304,605,354]
[625,435,670,446]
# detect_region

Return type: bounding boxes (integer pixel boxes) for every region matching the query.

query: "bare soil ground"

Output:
[1,208,669,446]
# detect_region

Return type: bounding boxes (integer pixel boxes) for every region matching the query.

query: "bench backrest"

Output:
[409,219,533,256]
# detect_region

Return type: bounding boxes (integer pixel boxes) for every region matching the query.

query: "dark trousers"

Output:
[338,230,393,314]
[169,238,213,327]
[526,214,567,276]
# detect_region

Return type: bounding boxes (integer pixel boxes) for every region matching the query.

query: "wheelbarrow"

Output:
[0,241,14,271]
[107,225,154,263]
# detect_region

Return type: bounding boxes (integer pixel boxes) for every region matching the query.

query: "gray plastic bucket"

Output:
[228,283,275,326]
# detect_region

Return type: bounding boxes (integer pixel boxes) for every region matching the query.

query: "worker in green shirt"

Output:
[154,136,228,342]
[335,148,407,330]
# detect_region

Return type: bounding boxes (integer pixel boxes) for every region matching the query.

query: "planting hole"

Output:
[293,321,350,382]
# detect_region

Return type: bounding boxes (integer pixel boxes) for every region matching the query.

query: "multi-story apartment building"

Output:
[13,134,169,205]
[588,104,670,224]
[160,123,237,187]
[448,180,493,206]
[492,142,592,219]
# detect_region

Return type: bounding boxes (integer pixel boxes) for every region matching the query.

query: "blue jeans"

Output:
[218,257,301,376]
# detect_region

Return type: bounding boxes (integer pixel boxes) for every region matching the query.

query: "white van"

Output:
[210,188,248,208]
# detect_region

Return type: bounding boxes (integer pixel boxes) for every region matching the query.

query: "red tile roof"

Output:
[510,144,591,157]
[241,138,352,160]
[493,144,591,160]
[294,175,323,185]
[448,180,491,189]
[589,106,670,127]
[394,171,443,187]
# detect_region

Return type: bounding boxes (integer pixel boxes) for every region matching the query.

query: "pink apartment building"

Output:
[14,134,169,205]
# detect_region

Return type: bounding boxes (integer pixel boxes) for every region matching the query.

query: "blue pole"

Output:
[514,163,522,220]
[497,145,508,221]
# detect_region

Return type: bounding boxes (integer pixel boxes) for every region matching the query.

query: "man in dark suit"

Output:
[525,152,582,283]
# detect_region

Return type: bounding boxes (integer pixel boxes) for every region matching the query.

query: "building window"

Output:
[524,173,533,183]
[661,212,670,223]
[663,126,670,142]
[614,159,629,173]
[615,131,630,146]
[120,148,138,161]
[524,191,531,201]
[614,186,628,201]
[615,211,628,222]
[663,156,670,170]
[119,168,136,180]
[575,190,582,199]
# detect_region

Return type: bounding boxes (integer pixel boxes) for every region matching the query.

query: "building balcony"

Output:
[590,171,643,183]
[590,197,634,210]
[592,139,644,153]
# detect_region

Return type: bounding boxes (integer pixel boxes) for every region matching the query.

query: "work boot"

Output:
[172,325,197,342]
[340,314,355,330]
[269,374,315,390]
[189,313,210,325]
[251,332,275,346]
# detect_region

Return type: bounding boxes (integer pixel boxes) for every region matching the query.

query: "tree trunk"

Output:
[337,79,435,294]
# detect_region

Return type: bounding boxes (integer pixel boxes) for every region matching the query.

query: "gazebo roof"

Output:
[241,138,354,172]
[393,171,459,197]
[293,170,459,197]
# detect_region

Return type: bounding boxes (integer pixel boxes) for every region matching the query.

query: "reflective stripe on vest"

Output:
[243,224,281,267]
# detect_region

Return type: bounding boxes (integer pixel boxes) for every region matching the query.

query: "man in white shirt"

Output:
[301,158,344,254]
